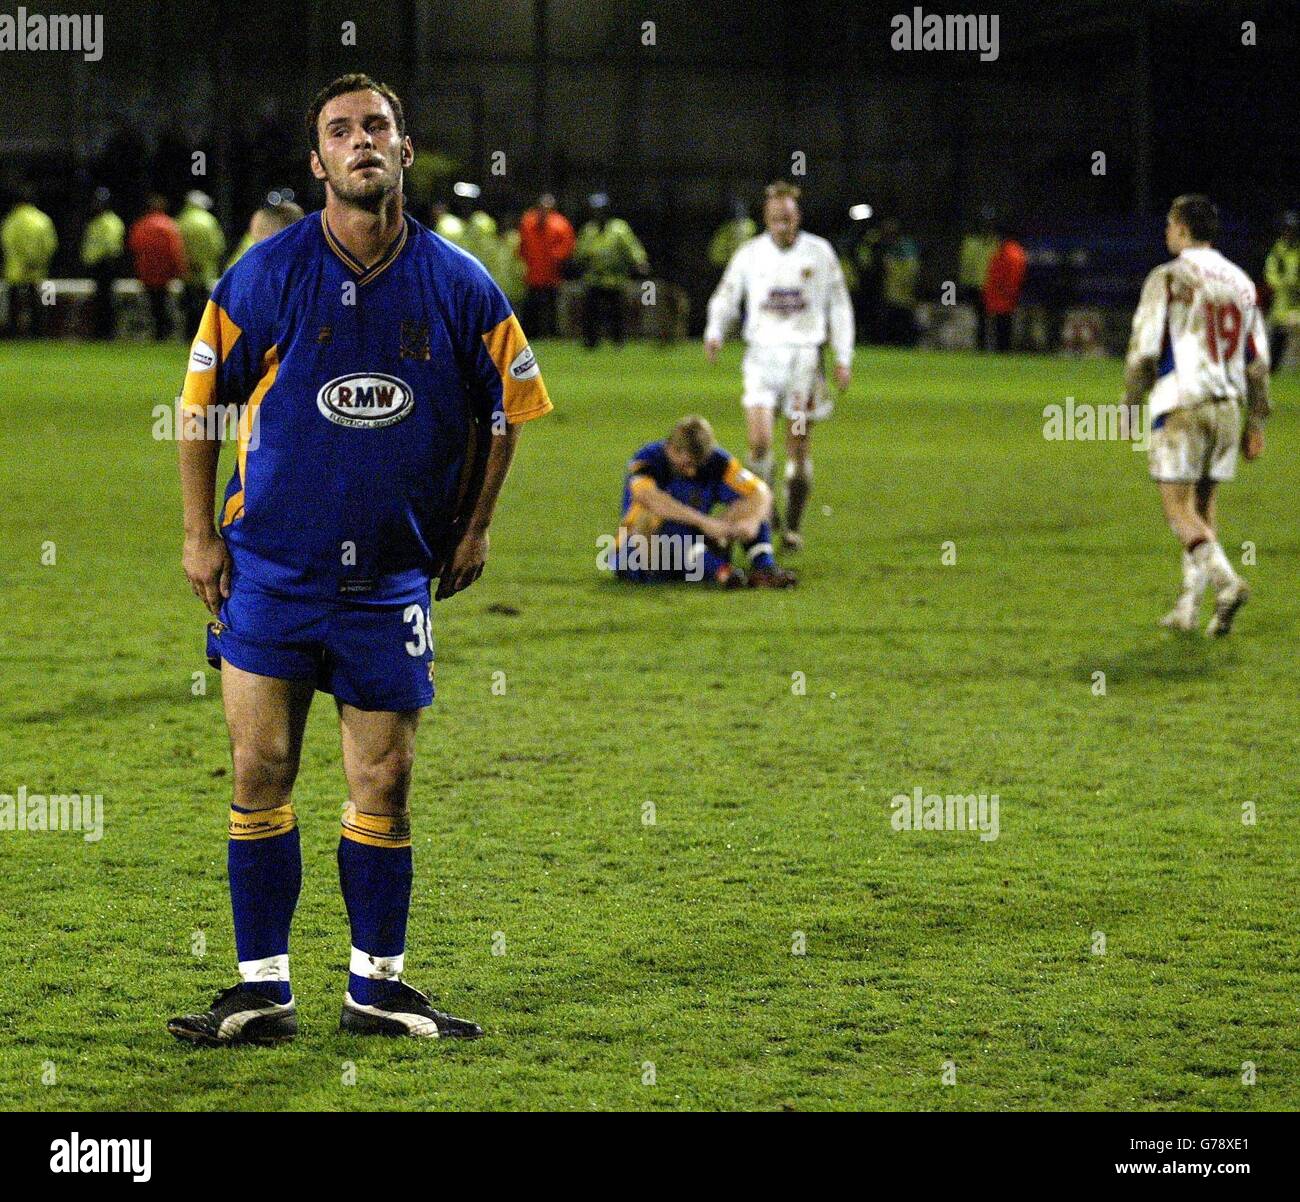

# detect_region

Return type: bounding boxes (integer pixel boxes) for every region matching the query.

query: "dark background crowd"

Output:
[1,0,1297,358]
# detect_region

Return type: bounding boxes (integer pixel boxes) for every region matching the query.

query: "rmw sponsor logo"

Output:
[316,373,414,429]
[50,1132,151,1182]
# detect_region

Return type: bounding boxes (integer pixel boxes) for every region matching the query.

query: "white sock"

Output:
[1193,540,1239,594]
[1180,548,1208,605]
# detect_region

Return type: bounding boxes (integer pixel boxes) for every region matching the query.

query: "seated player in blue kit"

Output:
[615,415,796,588]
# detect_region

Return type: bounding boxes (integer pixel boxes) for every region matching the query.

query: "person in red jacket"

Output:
[982,225,1028,351]
[517,192,575,338]
[127,193,188,340]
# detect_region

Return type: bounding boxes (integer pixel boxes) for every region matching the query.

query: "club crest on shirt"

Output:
[316,373,415,429]
[399,318,431,360]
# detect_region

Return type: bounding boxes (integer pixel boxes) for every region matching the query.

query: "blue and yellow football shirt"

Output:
[181,211,551,604]
[621,440,758,519]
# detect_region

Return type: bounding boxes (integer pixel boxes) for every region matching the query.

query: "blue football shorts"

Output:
[205,584,435,712]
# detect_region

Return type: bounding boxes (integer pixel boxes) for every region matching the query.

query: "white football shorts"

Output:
[1148,398,1241,483]
[741,344,833,421]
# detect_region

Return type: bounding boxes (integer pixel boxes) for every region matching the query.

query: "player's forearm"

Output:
[178,430,221,535]
[464,422,519,535]
[1246,360,1271,424]
[829,291,855,367]
[1123,356,1156,409]
[633,484,712,531]
[704,290,738,342]
[726,488,770,537]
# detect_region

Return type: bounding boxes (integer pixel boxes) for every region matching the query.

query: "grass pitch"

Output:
[1,338,1296,1111]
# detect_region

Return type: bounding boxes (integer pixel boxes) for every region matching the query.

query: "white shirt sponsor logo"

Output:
[316,373,415,429]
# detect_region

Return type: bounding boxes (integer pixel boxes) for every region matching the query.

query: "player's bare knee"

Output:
[231,738,300,804]
[350,746,414,811]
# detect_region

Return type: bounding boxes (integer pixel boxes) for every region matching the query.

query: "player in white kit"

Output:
[704,181,854,551]
[1125,195,1271,636]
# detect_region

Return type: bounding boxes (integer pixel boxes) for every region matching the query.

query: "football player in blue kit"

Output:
[616,416,796,587]
[169,75,551,1045]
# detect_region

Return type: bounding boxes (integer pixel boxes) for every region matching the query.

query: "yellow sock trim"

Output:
[228,803,296,841]
[341,803,412,848]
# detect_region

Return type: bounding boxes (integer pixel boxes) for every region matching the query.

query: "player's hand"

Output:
[183,527,231,616]
[718,515,759,543]
[1242,423,1264,461]
[436,527,489,600]
[834,363,851,391]
[700,516,732,543]
[704,338,721,363]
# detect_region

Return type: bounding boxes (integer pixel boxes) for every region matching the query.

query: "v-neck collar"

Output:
[321,211,410,286]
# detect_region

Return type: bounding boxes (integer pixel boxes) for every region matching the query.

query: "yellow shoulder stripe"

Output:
[723,456,759,496]
[481,313,553,423]
[181,300,241,413]
[224,345,278,528]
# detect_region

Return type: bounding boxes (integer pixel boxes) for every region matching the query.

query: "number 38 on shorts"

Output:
[205,591,437,712]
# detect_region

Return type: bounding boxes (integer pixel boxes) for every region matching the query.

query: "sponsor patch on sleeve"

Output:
[188,339,217,373]
[509,345,539,380]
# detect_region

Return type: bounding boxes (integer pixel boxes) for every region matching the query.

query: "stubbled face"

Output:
[311,90,412,208]
[765,196,800,249]
[665,442,700,478]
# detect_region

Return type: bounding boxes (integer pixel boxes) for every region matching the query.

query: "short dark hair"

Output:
[306,73,406,154]
[1169,194,1219,243]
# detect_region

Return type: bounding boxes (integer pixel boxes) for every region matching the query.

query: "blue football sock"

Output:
[338,804,413,1005]
[744,521,776,570]
[228,803,300,1005]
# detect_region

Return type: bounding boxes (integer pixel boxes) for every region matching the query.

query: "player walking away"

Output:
[1125,195,1270,637]
[616,416,796,587]
[704,181,854,553]
[170,74,551,1046]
